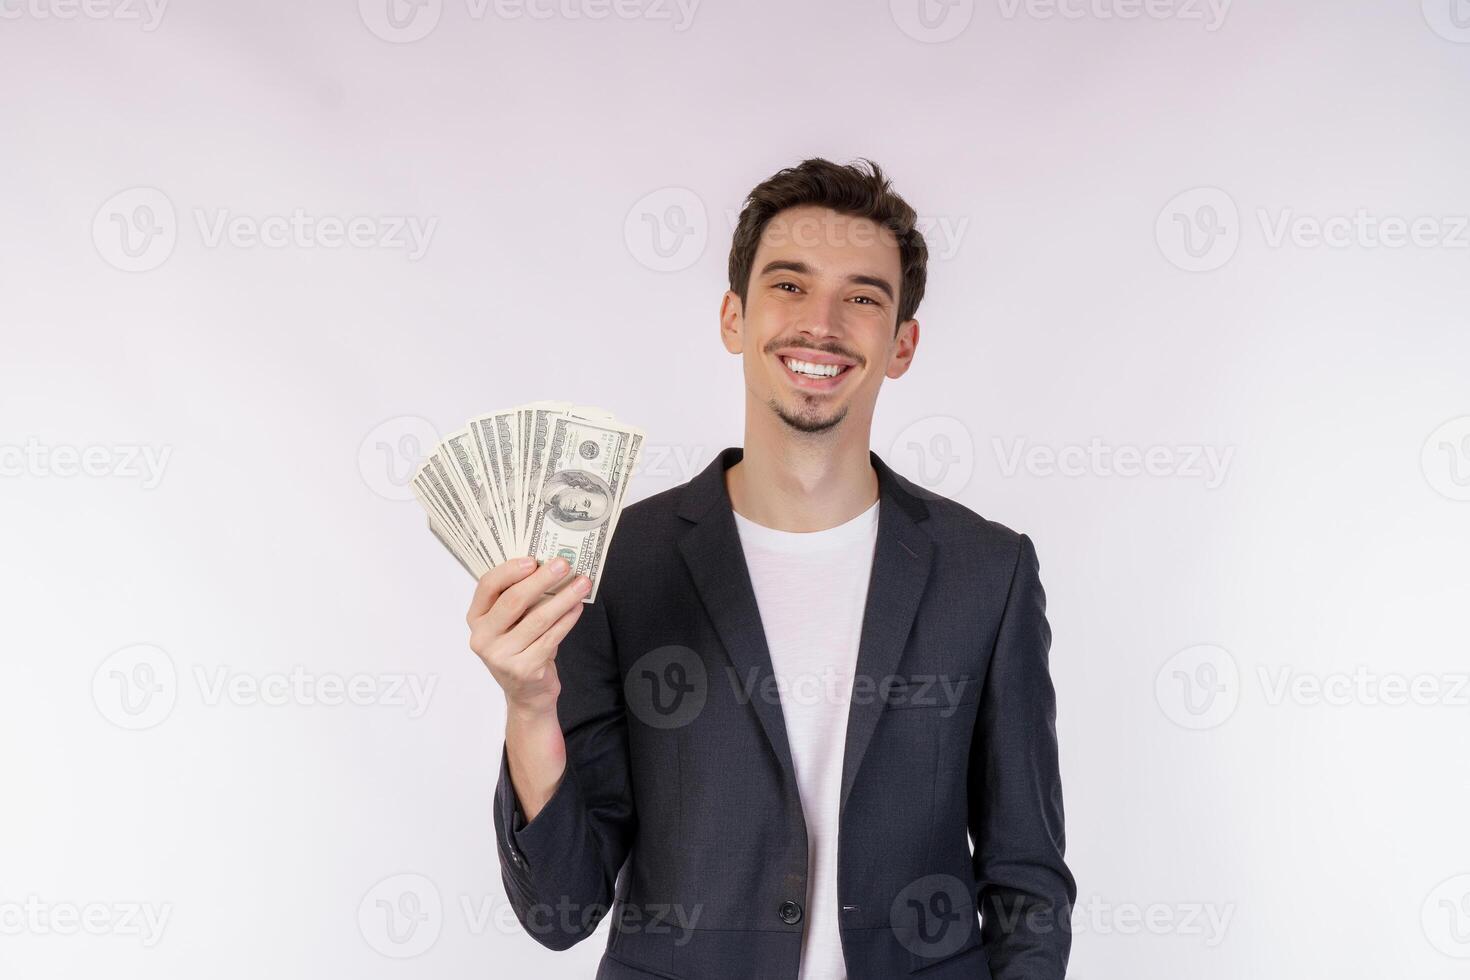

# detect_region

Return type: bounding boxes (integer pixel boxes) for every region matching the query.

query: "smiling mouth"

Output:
[779,355,856,389]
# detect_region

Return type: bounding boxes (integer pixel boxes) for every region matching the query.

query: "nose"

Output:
[796,290,849,341]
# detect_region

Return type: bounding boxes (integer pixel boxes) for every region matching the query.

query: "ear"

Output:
[719,290,744,354]
[886,318,919,379]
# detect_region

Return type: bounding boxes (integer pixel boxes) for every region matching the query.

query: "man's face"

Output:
[576,491,607,521]
[556,488,607,522]
[721,205,918,435]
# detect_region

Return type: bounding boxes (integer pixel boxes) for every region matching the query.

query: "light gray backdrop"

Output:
[3,0,1468,977]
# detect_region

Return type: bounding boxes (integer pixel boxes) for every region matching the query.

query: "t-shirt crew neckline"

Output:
[731,498,880,553]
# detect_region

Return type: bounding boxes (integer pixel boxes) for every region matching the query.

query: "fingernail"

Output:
[575,576,591,593]
[519,557,537,570]
[553,558,569,573]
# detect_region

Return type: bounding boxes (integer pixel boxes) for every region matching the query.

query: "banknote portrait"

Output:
[539,468,613,530]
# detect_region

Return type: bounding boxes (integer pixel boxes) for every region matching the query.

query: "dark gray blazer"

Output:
[494,447,1075,979]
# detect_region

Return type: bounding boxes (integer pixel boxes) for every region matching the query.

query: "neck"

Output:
[726,401,879,532]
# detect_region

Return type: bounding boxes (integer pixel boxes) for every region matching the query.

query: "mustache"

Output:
[765,340,865,367]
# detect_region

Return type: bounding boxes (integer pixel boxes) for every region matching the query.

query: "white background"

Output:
[3,0,1469,977]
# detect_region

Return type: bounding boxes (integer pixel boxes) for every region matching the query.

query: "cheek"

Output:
[854,331,893,370]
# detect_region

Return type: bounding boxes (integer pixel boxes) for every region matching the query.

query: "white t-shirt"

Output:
[732,499,880,980]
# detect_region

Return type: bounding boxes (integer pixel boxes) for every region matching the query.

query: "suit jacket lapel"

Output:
[840,458,933,815]
[677,448,798,781]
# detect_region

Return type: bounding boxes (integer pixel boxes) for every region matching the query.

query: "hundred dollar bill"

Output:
[441,429,510,565]
[468,410,521,555]
[427,513,476,578]
[413,478,487,577]
[523,414,644,603]
[517,402,577,550]
[514,403,555,509]
[418,452,498,570]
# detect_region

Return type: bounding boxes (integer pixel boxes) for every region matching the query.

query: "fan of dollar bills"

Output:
[413,401,645,603]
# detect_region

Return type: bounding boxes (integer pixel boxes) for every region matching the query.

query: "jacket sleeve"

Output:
[493,593,635,950]
[969,532,1077,979]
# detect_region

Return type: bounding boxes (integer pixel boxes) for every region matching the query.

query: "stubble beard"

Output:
[768,393,847,435]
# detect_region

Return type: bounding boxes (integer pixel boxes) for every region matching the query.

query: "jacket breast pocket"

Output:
[880,674,980,713]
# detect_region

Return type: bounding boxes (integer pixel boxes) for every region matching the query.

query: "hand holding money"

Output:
[465,556,586,714]
[412,401,645,603]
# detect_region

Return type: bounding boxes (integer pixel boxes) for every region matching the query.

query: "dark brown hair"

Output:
[727,157,928,329]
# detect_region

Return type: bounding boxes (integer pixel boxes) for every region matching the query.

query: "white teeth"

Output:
[783,356,843,378]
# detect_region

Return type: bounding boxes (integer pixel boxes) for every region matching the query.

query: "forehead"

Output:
[754,205,902,275]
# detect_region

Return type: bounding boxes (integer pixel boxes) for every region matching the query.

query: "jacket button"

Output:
[779,900,803,925]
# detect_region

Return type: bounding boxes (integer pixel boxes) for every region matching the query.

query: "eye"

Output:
[773,281,801,293]
[851,295,880,305]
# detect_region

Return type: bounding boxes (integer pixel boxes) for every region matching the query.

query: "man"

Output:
[468,158,1075,979]
[541,469,614,529]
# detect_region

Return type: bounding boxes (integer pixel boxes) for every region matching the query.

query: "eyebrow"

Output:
[757,260,895,303]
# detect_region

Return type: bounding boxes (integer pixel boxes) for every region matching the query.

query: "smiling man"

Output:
[471,158,1076,979]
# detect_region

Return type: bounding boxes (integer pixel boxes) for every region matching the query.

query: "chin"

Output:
[773,399,848,435]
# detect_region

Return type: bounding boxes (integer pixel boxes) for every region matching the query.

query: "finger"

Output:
[519,601,584,669]
[538,599,584,653]
[491,557,576,631]
[507,576,589,651]
[466,558,537,625]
